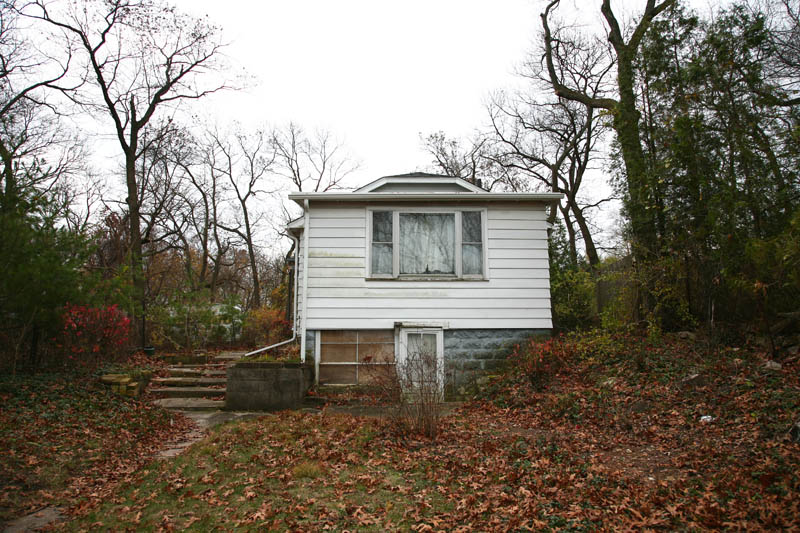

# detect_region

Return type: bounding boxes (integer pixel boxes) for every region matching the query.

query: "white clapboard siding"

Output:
[309,318,544,329]
[490,248,549,259]
[308,257,364,268]
[309,248,366,258]
[296,230,305,329]
[488,229,549,240]
[488,255,549,268]
[311,226,367,239]
[491,239,547,249]
[307,267,366,279]
[300,203,553,330]
[486,218,548,230]
[310,218,365,228]
[308,298,551,309]
[307,277,552,288]
[306,307,552,319]
[309,237,364,249]
[489,208,547,220]
[309,287,552,299]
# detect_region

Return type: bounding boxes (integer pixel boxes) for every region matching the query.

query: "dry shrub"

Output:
[240,308,291,347]
[375,348,443,439]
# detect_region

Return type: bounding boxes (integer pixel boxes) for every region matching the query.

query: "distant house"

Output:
[286,173,562,392]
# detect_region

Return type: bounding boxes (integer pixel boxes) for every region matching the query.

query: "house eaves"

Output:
[289,192,564,206]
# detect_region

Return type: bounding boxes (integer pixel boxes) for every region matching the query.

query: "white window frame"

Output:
[366,206,488,280]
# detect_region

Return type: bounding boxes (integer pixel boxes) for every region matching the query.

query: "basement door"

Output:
[397,328,444,395]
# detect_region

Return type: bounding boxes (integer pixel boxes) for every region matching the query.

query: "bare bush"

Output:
[376,345,443,439]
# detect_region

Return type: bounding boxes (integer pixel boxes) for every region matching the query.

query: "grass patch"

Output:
[292,461,323,479]
[0,373,191,523]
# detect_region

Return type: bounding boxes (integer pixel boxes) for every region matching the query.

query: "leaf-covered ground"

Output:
[60,333,799,531]
[0,370,193,524]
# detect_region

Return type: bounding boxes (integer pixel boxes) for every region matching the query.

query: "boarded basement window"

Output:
[318,330,395,385]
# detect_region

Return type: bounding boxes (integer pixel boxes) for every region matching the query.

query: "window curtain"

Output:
[399,213,455,274]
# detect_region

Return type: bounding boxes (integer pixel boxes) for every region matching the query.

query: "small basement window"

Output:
[368,209,486,279]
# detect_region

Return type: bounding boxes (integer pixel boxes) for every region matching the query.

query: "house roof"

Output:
[353,173,486,193]
[290,172,563,206]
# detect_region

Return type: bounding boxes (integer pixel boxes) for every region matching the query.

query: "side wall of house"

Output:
[302,201,552,330]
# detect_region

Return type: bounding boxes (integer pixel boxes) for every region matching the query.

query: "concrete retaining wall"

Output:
[225,362,313,411]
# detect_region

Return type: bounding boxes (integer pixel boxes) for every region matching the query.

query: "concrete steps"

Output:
[151,351,247,412]
[166,367,227,377]
[150,386,226,399]
[152,398,225,411]
[152,376,227,387]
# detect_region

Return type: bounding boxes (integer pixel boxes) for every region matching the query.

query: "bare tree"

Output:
[170,128,234,299]
[750,0,800,105]
[541,0,676,259]
[208,126,275,309]
[0,0,78,210]
[272,122,358,193]
[488,28,614,268]
[421,131,524,191]
[29,0,228,346]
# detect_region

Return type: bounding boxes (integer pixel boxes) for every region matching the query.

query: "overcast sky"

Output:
[172,0,541,189]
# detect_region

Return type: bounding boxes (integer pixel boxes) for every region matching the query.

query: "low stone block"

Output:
[101,374,132,385]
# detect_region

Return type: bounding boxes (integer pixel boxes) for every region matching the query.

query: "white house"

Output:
[286,173,562,392]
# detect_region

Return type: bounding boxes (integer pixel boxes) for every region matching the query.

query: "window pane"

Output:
[462,211,482,242]
[404,333,438,386]
[407,333,437,356]
[372,211,392,242]
[371,243,393,275]
[399,214,455,274]
[462,244,483,275]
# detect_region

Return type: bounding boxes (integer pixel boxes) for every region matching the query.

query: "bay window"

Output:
[369,209,485,279]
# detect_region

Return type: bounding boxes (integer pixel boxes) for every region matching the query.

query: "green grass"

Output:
[0,373,189,523]
[69,414,450,531]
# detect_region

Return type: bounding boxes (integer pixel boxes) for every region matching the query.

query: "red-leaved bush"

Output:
[511,336,572,391]
[55,303,132,369]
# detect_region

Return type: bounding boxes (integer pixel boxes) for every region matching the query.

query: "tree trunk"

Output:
[568,199,600,267]
[559,204,578,266]
[242,210,260,309]
[614,51,656,260]
[125,149,147,348]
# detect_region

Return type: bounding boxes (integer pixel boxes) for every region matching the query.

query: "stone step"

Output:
[167,367,227,377]
[161,354,215,365]
[218,350,248,358]
[152,398,225,411]
[153,377,227,387]
[214,354,246,362]
[168,362,228,369]
[150,386,226,399]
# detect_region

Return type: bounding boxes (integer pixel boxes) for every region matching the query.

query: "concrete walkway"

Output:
[156,410,266,458]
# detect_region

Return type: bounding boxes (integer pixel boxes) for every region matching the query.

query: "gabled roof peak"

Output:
[354,173,486,194]
[381,172,452,179]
